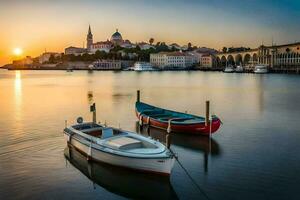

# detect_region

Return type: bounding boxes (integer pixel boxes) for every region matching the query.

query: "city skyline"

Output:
[1,0,300,66]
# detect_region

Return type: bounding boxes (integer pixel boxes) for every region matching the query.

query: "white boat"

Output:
[88,64,94,70]
[224,65,235,73]
[254,65,268,74]
[235,65,244,73]
[133,62,156,71]
[64,121,175,175]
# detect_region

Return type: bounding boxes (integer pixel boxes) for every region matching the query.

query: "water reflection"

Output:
[14,71,22,122]
[64,146,178,200]
[136,124,221,173]
[87,91,94,104]
[136,123,221,154]
[256,75,265,114]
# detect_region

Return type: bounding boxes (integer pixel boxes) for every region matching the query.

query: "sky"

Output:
[0,0,300,66]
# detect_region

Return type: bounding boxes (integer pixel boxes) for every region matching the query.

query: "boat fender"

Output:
[146,116,150,125]
[139,115,143,126]
[167,119,172,133]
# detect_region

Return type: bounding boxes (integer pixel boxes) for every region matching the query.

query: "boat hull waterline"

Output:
[64,123,175,175]
[135,102,221,135]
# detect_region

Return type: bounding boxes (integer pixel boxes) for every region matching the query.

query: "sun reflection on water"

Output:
[14,71,22,122]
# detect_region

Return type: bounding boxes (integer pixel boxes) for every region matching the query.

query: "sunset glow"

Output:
[0,0,300,66]
[13,48,23,56]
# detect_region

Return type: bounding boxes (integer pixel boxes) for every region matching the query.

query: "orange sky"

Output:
[1,0,299,66]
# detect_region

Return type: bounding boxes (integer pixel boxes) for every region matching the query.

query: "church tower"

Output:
[87,24,93,51]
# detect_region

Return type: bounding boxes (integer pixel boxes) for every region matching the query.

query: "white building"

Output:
[150,51,197,69]
[39,52,61,63]
[90,41,113,53]
[120,40,136,48]
[65,46,86,56]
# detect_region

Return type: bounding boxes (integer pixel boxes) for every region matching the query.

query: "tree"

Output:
[188,42,192,50]
[135,45,141,51]
[222,47,227,53]
[149,38,154,45]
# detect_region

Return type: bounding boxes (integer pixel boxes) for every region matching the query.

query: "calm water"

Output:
[0,70,300,200]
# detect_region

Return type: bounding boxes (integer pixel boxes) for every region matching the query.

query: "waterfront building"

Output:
[201,54,216,68]
[90,40,113,53]
[65,46,86,56]
[216,42,300,69]
[39,52,61,63]
[93,60,122,70]
[150,51,197,69]
[187,48,218,66]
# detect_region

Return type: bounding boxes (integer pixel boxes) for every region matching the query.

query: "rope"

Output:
[170,148,211,200]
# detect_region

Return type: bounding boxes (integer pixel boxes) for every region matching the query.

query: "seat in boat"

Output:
[106,137,143,150]
[101,128,114,139]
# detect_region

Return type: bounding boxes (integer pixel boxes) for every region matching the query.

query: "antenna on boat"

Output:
[137,90,140,102]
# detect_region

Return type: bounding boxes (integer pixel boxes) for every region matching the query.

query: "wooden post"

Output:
[90,103,96,124]
[205,101,210,126]
[93,107,96,124]
[137,90,140,102]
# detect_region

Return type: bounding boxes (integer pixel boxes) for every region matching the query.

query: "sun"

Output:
[13,48,23,56]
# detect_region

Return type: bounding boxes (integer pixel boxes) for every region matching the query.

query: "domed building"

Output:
[110,29,123,45]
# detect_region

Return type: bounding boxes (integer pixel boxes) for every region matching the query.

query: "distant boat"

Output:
[88,64,94,71]
[224,65,235,73]
[254,65,268,74]
[64,121,175,175]
[135,101,221,135]
[66,68,73,72]
[133,62,157,71]
[235,65,244,73]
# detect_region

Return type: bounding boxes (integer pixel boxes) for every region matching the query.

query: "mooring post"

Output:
[205,101,210,126]
[137,90,140,102]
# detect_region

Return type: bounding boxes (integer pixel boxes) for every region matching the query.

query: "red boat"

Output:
[135,101,221,136]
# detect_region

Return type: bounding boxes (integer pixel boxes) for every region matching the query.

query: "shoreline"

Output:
[1,67,300,74]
